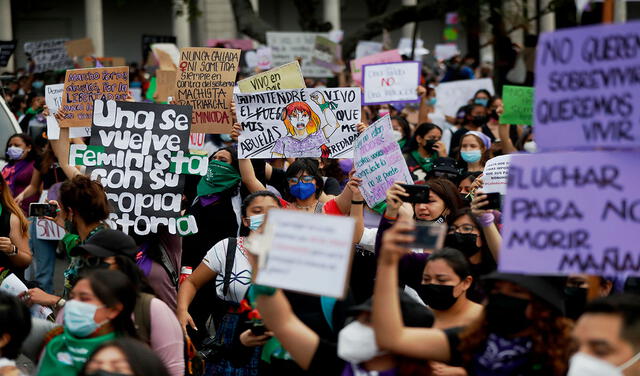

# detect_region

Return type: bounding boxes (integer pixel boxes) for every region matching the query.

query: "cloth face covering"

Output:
[196,159,241,197]
[337,320,385,364]
[290,181,316,200]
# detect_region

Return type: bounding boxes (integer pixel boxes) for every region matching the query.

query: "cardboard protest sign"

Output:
[350,49,402,85]
[535,21,640,151]
[434,44,460,61]
[311,35,343,73]
[354,115,413,207]
[255,209,355,298]
[237,61,305,93]
[499,151,640,275]
[155,70,177,103]
[65,38,94,58]
[70,100,206,235]
[256,47,273,70]
[175,47,241,134]
[500,85,534,125]
[482,155,512,195]
[24,39,73,73]
[0,40,17,67]
[44,84,64,140]
[362,61,420,105]
[266,32,332,78]
[355,41,382,59]
[142,35,176,64]
[435,78,494,117]
[236,88,361,159]
[60,66,129,127]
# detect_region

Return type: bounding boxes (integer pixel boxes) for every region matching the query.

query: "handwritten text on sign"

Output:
[267,32,332,78]
[535,21,640,150]
[499,151,640,275]
[235,88,361,159]
[175,47,241,134]
[363,61,420,105]
[482,155,513,195]
[36,218,65,240]
[500,85,534,125]
[354,115,413,207]
[24,39,73,73]
[237,61,305,93]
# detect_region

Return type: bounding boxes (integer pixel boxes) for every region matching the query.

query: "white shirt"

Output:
[202,237,252,303]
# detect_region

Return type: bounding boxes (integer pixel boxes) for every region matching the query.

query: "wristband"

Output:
[351,200,365,205]
[6,245,17,257]
[477,212,495,227]
[383,213,398,221]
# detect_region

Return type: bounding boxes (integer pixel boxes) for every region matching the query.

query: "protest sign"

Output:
[482,155,512,195]
[152,43,180,69]
[60,66,129,127]
[434,44,460,61]
[70,127,92,138]
[44,84,64,140]
[362,61,420,105]
[311,36,343,73]
[207,39,254,50]
[397,38,429,59]
[0,273,53,319]
[65,38,94,58]
[142,35,176,64]
[237,61,305,93]
[256,47,273,70]
[500,85,534,125]
[24,39,73,73]
[155,70,177,103]
[350,49,402,85]
[255,209,355,298]
[535,21,640,150]
[175,47,241,134]
[499,150,640,275]
[69,100,206,235]
[435,78,494,117]
[236,88,361,159]
[36,218,65,240]
[354,115,413,207]
[78,56,127,68]
[188,133,206,152]
[0,40,17,67]
[266,32,332,78]
[355,41,382,59]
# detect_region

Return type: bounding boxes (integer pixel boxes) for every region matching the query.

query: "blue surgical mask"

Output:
[64,300,105,338]
[290,181,316,200]
[220,134,233,142]
[474,98,489,107]
[461,150,482,163]
[427,97,437,106]
[6,146,24,160]
[248,214,265,231]
[32,81,44,89]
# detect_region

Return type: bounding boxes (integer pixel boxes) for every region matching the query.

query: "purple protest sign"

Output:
[354,115,413,207]
[362,61,421,106]
[499,151,640,276]
[534,21,640,151]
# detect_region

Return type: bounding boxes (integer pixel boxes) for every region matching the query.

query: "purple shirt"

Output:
[271,131,327,158]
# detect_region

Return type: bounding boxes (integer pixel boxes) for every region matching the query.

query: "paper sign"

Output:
[362,61,420,105]
[207,39,254,50]
[45,84,64,140]
[499,151,640,275]
[60,66,129,127]
[70,127,92,138]
[255,209,355,298]
[267,32,333,78]
[65,38,95,58]
[434,44,460,61]
[155,70,177,103]
[0,40,17,67]
[311,36,343,73]
[435,78,495,117]
[36,218,65,240]
[535,21,640,151]
[188,133,206,151]
[175,47,241,134]
[354,115,413,207]
[256,47,273,70]
[24,39,73,73]
[355,41,382,59]
[236,88,361,159]
[237,61,305,93]
[501,85,534,125]
[142,35,176,64]
[482,155,512,195]
[76,100,201,235]
[152,43,180,69]
[0,273,54,319]
[350,49,402,85]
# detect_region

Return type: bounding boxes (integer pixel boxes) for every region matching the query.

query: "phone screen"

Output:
[399,184,430,204]
[29,203,57,218]
[483,193,502,210]
[405,222,446,252]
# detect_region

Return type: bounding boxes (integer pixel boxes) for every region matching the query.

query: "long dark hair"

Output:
[239,190,282,236]
[404,122,442,153]
[80,338,170,376]
[423,178,463,219]
[0,174,28,235]
[427,248,472,280]
[0,291,31,359]
[447,208,496,270]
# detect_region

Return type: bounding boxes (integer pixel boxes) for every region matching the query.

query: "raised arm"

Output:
[496,104,517,154]
[471,193,502,262]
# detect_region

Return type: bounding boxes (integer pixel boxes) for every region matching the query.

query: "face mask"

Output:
[474,98,489,106]
[64,300,106,338]
[568,351,640,376]
[290,181,316,200]
[248,214,265,231]
[424,139,437,153]
[378,109,390,118]
[564,287,588,321]
[486,293,531,337]
[393,130,403,142]
[337,320,385,364]
[220,134,233,142]
[196,160,241,197]
[461,150,482,163]
[32,81,44,89]
[471,115,487,126]
[6,146,24,160]
[523,141,537,153]
[427,97,437,106]
[417,284,459,310]
[444,233,480,258]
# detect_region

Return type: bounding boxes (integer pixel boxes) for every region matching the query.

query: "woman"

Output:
[391,116,411,149]
[80,338,170,376]
[177,191,282,375]
[38,269,138,376]
[2,134,39,214]
[471,89,492,108]
[457,132,491,173]
[0,291,32,376]
[0,173,32,274]
[373,219,574,376]
[403,123,447,182]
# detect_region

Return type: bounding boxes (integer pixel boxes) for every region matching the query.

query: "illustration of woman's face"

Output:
[289,110,310,138]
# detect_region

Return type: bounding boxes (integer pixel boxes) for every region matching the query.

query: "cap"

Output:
[348,290,435,328]
[482,272,565,314]
[71,229,138,258]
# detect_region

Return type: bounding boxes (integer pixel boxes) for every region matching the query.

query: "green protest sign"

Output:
[500,85,534,125]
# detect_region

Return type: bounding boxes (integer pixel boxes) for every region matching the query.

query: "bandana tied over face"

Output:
[197,160,241,197]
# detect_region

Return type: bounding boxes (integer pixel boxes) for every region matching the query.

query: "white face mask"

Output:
[523,141,537,153]
[337,320,385,364]
[392,130,403,142]
[568,351,640,376]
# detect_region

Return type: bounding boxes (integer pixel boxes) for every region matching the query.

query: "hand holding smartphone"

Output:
[398,184,430,204]
[29,203,58,218]
[404,222,446,252]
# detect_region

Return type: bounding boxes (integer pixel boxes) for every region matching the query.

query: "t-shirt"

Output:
[271,131,328,158]
[202,237,251,303]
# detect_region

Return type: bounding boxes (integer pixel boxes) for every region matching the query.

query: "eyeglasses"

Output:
[287,176,315,185]
[448,224,477,234]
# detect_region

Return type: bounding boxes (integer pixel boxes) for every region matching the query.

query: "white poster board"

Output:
[35,218,66,240]
[482,154,512,195]
[362,61,420,105]
[355,41,382,59]
[0,274,54,319]
[266,32,332,78]
[435,78,495,117]
[44,84,64,140]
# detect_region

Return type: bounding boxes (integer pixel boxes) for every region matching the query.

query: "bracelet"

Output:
[55,298,66,309]
[476,212,495,227]
[383,213,398,221]
[6,245,17,257]
[351,200,365,205]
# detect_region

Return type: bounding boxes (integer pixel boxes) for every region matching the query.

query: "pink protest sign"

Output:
[535,21,640,151]
[350,49,402,85]
[499,151,640,276]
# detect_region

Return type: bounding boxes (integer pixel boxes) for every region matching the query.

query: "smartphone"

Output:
[398,184,430,204]
[483,192,502,210]
[250,324,267,336]
[29,203,57,217]
[405,222,446,252]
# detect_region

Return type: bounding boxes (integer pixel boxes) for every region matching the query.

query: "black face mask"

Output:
[486,293,531,337]
[417,284,459,310]
[471,115,487,126]
[564,287,588,321]
[445,233,481,258]
[424,140,437,153]
[489,109,499,120]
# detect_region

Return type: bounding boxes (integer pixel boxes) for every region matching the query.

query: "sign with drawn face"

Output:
[235,88,361,159]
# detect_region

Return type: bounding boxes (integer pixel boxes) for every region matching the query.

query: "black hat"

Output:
[348,290,435,328]
[71,229,138,258]
[482,272,565,314]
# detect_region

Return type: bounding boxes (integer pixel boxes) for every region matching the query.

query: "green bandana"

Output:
[318,101,338,111]
[196,159,241,197]
[398,139,407,149]
[411,150,435,173]
[372,201,387,215]
[38,331,117,376]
